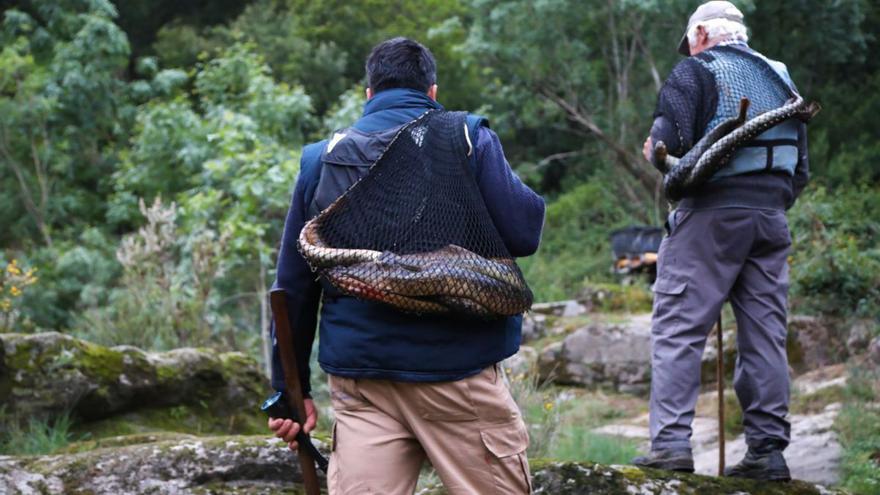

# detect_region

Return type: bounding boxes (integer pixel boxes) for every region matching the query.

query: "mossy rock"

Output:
[0,434,327,494]
[528,460,846,494]
[0,435,845,494]
[0,332,268,428]
[69,402,267,445]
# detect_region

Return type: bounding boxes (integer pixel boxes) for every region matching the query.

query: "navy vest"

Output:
[696,45,799,179]
[299,88,521,383]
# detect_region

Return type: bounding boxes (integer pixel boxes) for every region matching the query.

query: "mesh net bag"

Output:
[298,110,533,318]
[698,47,795,131]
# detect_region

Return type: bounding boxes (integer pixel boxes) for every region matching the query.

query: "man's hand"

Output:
[268,398,318,451]
[642,135,653,162]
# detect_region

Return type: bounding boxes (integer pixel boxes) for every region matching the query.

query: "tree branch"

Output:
[537,87,658,197]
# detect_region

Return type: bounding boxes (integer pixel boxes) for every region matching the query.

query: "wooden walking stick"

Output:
[269,289,322,495]
[716,311,725,476]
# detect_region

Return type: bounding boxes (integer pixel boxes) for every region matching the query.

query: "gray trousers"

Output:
[649,207,791,451]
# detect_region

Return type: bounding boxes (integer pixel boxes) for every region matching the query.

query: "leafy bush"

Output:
[76,198,233,351]
[788,186,880,319]
[520,180,643,302]
[12,229,120,331]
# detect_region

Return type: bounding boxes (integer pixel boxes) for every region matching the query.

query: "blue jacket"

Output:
[271,88,545,396]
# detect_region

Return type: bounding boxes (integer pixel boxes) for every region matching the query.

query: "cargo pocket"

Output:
[651,275,688,332]
[481,420,531,494]
[651,276,687,296]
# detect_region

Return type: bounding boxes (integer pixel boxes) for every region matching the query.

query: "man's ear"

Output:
[365,87,373,100]
[698,25,709,46]
[427,84,438,101]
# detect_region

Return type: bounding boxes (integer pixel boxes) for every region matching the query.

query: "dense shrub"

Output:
[788,186,880,320]
[520,180,644,302]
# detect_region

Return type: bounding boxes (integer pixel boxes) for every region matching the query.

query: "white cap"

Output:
[678,1,746,56]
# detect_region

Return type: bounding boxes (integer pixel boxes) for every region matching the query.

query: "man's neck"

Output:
[717,37,747,47]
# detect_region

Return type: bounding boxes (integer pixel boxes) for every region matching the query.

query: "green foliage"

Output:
[14,229,120,331]
[788,186,880,319]
[89,43,311,353]
[0,411,78,456]
[507,369,561,459]
[0,2,132,247]
[76,198,231,350]
[835,365,880,494]
[520,180,643,302]
[553,427,641,466]
[580,283,654,314]
[464,0,692,197]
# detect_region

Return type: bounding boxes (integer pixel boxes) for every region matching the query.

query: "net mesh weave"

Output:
[298,110,533,318]
[698,47,794,131]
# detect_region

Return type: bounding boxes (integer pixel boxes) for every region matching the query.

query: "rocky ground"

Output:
[0,433,846,494]
[592,366,846,485]
[1,305,872,494]
[509,304,870,489]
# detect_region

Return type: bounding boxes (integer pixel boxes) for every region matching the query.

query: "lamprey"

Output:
[655,96,820,201]
[300,229,532,318]
[298,219,382,269]
[296,110,534,318]
[653,98,751,174]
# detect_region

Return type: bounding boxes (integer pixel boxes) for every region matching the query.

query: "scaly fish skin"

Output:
[298,220,382,268]
[661,96,818,201]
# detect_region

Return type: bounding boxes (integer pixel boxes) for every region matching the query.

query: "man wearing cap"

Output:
[633,1,809,482]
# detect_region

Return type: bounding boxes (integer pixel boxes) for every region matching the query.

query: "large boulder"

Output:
[0,332,268,423]
[0,435,845,494]
[787,316,847,373]
[845,319,876,356]
[531,300,586,318]
[702,316,852,386]
[869,336,880,367]
[537,316,652,394]
[502,345,538,379]
[521,313,549,344]
[0,435,320,495]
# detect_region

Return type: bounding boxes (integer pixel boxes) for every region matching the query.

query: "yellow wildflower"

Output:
[543,401,554,412]
[10,286,21,297]
[6,261,20,276]
[0,298,10,312]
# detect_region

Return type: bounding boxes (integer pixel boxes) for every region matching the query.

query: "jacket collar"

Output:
[363,88,443,116]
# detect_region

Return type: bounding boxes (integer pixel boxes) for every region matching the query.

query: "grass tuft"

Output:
[0,412,78,456]
[835,364,880,494]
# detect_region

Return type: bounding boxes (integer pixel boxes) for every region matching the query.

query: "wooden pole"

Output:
[717,311,725,476]
[269,289,321,495]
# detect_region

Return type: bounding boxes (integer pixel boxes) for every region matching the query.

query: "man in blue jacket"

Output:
[267,37,544,494]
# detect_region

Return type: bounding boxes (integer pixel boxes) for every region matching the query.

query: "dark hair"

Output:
[365,37,437,93]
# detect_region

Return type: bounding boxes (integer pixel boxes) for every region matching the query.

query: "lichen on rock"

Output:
[0,436,846,494]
